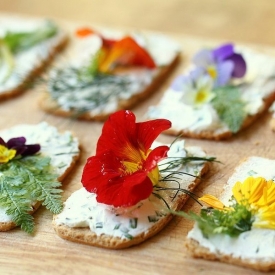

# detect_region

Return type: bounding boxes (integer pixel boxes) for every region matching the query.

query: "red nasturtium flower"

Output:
[81,110,171,208]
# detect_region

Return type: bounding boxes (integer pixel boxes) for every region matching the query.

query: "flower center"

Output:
[207,65,217,79]
[0,144,16,163]
[121,160,141,175]
[195,88,209,104]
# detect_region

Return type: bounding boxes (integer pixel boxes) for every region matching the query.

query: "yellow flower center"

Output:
[207,65,217,79]
[121,160,141,174]
[195,88,210,105]
[0,144,16,163]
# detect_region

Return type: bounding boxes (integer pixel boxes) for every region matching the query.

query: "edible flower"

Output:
[0,136,40,163]
[81,110,171,208]
[75,27,156,74]
[192,43,246,87]
[199,176,275,231]
[171,67,215,106]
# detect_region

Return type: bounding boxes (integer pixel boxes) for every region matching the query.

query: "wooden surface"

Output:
[1,1,275,274]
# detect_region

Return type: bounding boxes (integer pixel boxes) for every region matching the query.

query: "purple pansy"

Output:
[0,136,40,157]
[192,43,246,87]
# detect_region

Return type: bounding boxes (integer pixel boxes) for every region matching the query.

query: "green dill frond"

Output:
[159,156,216,173]
[211,85,246,133]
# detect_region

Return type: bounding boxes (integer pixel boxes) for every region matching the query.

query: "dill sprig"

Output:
[159,156,217,173]
[0,155,63,234]
[211,85,246,133]
[47,66,136,115]
[152,154,216,210]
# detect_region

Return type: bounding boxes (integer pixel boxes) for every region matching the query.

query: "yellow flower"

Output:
[0,144,16,163]
[232,176,275,230]
[199,194,230,211]
[232,177,266,205]
[199,176,275,230]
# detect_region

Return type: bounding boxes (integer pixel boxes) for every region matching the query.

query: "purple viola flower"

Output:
[192,43,246,87]
[0,136,40,157]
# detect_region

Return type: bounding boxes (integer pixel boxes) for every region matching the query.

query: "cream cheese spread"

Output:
[55,140,207,239]
[0,122,79,222]
[147,47,275,134]
[187,156,275,261]
[0,15,66,93]
[47,29,181,116]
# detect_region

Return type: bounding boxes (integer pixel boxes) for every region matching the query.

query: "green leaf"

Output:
[0,155,64,234]
[211,85,246,133]
[0,20,58,83]
[174,200,253,238]
[3,20,58,53]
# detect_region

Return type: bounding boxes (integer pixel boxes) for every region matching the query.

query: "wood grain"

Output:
[0,2,275,274]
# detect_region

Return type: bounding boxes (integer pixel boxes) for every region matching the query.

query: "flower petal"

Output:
[227,53,246,78]
[96,172,153,207]
[21,144,41,156]
[193,48,214,68]
[97,110,171,160]
[7,136,26,148]
[81,151,153,207]
[215,60,234,87]
[135,120,171,152]
[213,43,234,61]
[199,194,228,210]
[99,36,156,73]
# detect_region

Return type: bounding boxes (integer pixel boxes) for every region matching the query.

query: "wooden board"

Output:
[0,19,275,275]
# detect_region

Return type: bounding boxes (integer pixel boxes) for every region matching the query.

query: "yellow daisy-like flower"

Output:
[0,144,16,163]
[199,176,275,230]
[232,177,267,205]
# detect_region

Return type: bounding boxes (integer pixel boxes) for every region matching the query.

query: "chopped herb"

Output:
[123,233,133,240]
[95,222,103,228]
[248,170,257,176]
[113,223,121,230]
[120,226,129,233]
[148,215,159,223]
[129,218,138,229]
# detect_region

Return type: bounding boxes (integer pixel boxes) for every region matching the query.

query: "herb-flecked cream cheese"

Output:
[187,157,275,261]
[0,122,79,222]
[55,140,207,240]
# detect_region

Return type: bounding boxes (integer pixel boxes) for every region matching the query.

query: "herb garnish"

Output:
[0,20,58,83]
[47,67,135,114]
[0,155,63,233]
[174,200,253,238]
[211,85,246,133]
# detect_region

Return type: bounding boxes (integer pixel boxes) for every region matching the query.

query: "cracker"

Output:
[186,156,275,272]
[146,46,275,140]
[53,141,210,249]
[0,14,68,101]
[0,122,80,231]
[39,27,181,121]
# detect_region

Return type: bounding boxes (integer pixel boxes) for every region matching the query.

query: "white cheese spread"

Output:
[187,156,275,261]
[55,140,207,239]
[0,122,79,222]
[47,29,180,116]
[147,47,275,134]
